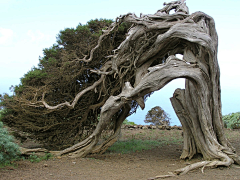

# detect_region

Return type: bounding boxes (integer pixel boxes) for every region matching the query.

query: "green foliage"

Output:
[0,109,3,119]
[0,121,20,166]
[39,44,61,69]
[144,106,170,126]
[27,152,53,163]
[123,119,136,125]
[108,129,183,154]
[0,101,12,120]
[20,67,47,87]
[106,129,184,155]
[222,112,240,129]
[87,18,113,35]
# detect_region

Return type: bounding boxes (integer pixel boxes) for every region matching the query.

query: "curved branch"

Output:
[42,75,105,110]
[42,61,112,110]
[90,69,114,75]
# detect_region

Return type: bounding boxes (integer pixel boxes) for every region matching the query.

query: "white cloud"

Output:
[27,30,50,42]
[0,27,13,44]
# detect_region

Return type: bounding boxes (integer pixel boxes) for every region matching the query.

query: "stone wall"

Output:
[121,124,182,130]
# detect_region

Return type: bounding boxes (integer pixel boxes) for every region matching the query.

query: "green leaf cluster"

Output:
[0,121,20,166]
[222,112,240,129]
[123,119,136,125]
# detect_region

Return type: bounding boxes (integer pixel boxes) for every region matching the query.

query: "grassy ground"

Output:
[107,128,240,154]
[107,129,183,154]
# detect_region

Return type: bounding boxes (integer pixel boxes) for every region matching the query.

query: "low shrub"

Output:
[27,152,53,163]
[123,119,136,126]
[0,121,21,166]
[223,112,240,129]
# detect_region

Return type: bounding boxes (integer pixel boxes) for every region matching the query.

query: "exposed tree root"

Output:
[91,131,120,154]
[20,147,49,156]
[57,135,98,158]
[232,164,240,169]
[149,153,240,179]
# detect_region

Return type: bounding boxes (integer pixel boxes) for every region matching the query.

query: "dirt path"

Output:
[1,130,240,180]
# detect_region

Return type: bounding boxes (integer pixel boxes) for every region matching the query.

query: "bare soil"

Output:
[1,129,240,180]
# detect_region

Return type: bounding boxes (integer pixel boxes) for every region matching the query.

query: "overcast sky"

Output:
[0,0,240,125]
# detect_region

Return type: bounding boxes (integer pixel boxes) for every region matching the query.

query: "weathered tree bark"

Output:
[30,0,239,177]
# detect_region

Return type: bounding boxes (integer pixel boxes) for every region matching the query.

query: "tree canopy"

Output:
[144,106,170,126]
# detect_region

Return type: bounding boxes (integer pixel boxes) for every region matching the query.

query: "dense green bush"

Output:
[222,112,240,129]
[0,121,21,166]
[27,152,53,163]
[123,119,136,126]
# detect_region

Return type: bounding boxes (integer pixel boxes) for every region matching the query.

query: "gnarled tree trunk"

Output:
[26,0,240,177]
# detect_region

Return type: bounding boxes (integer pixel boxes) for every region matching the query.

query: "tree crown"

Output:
[144,106,170,126]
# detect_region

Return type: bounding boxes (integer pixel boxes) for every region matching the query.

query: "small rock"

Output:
[148,177,155,180]
[166,126,171,130]
[158,125,167,130]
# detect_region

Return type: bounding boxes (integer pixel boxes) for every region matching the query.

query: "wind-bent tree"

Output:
[144,106,170,126]
[0,19,132,150]
[1,0,240,177]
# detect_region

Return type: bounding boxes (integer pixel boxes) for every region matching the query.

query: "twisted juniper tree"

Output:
[2,0,240,176]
